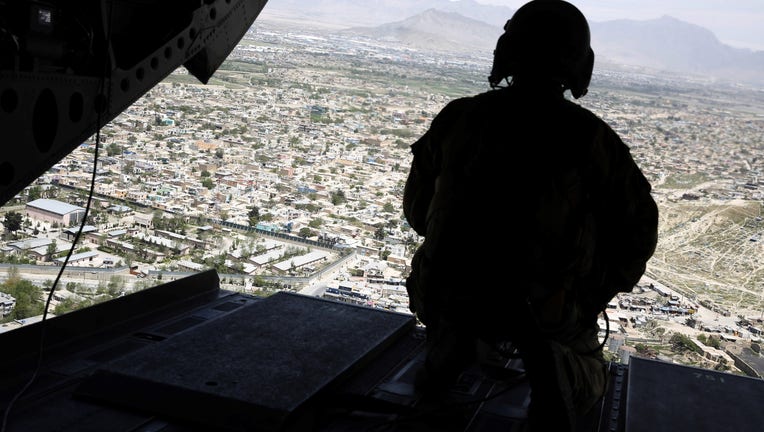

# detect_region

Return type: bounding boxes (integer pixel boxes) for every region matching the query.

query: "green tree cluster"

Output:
[298,227,316,238]
[4,211,23,236]
[152,213,187,233]
[670,333,701,354]
[330,189,347,205]
[0,268,44,322]
[248,206,260,226]
[106,142,124,156]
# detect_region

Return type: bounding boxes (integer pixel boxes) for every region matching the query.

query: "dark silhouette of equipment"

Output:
[0,0,268,206]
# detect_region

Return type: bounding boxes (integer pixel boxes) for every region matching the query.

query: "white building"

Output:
[0,292,15,317]
[25,199,86,226]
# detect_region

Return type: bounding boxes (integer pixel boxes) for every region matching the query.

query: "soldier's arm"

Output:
[403,133,435,235]
[403,98,472,235]
[596,125,659,295]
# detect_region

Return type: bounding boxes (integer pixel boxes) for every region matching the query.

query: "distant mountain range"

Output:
[262,0,764,85]
[339,9,502,54]
[261,0,512,28]
[592,15,764,85]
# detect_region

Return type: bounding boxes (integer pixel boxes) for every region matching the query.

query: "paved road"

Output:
[298,252,359,297]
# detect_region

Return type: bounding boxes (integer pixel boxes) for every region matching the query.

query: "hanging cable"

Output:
[0,2,113,430]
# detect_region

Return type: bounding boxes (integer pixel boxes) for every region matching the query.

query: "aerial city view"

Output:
[1,0,763,378]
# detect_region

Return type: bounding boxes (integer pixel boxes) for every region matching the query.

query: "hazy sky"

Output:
[473,0,764,50]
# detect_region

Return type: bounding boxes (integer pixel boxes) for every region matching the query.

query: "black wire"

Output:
[0,2,112,430]
[585,309,610,356]
[0,104,103,432]
[0,110,102,432]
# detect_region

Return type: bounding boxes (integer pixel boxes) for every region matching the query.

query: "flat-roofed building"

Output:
[0,292,15,317]
[272,251,328,273]
[133,212,153,228]
[7,238,53,254]
[60,225,98,242]
[54,250,99,266]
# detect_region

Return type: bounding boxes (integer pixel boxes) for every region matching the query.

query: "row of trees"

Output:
[0,267,130,322]
[3,211,65,240]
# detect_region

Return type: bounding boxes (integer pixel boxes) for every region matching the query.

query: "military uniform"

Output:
[403,83,659,429]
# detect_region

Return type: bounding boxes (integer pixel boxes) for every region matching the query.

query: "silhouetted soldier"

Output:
[402,0,659,430]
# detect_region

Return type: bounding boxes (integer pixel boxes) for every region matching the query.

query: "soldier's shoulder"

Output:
[439,95,480,115]
[430,96,479,130]
[437,90,511,121]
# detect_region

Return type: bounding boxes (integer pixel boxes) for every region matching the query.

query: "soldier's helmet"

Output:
[489,0,595,99]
